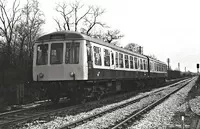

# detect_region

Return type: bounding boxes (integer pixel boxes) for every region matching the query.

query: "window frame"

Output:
[36,44,49,65]
[65,42,80,64]
[111,52,114,65]
[130,56,134,69]
[134,57,138,69]
[125,54,129,68]
[93,45,102,66]
[143,60,146,70]
[119,53,124,68]
[50,43,64,65]
[115,52,119,68]
[140,59,143,70]
[104,48,110,67]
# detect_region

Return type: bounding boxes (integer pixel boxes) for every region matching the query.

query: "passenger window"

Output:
[65,42,80,64]
[134,57,138,69]
[140,59,143,70]
[119,53,124,68]
[50,43,63,64]
[143,60,146,70]
[93,46,102,66]
[37,44,48,65]
[150,62,152,70]
[104,49,110,66]
[111,52,114,65]
[130,56,134,69]
[156,64,158,71]
[115,52,119,67]
[125,55,129,68]
[86,41,92,62]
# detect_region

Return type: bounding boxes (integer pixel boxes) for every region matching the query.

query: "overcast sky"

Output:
[19,0,200,72]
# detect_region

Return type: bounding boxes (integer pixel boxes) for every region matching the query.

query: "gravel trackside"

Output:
[129,78,196,129]
[16,80,189,129]
[189,96,200,115]
[17,91,152,129]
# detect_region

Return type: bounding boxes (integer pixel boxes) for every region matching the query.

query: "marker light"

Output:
[39,73,44,78]
[70,72,75,77]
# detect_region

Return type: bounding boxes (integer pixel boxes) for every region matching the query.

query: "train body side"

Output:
[32,31,168,103]
[33,31,167,83]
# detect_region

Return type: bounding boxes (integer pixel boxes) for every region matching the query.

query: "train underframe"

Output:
[34,77,166,104]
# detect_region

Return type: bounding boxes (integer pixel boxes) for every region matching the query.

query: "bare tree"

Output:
[90,29,124,45]
[54,0,91,31]
[148,54,157,59]
[0,0,21,65]
[54,2,73,31]
[54,0,107,33]
[12,0,45,81]
[124,43,143,54]
[54,1,123,45]
[81,6,106,35]
[103,29,124,43]
[23,0,44,58]
[72,0,91,31]
[16,0,45,64]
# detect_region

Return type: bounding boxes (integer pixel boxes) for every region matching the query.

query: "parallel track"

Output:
[110,77,195,129]
[58,78,192,129]
[0,101,80,128]
[0,78,191,129]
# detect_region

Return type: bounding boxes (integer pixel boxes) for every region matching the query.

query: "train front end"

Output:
[32,31,89,102]
[33,31,88,82]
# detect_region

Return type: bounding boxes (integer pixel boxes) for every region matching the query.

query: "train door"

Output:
[86,41,93,69]
[110,51,115,69]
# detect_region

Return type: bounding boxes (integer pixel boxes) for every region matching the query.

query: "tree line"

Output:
[0,0,124,85]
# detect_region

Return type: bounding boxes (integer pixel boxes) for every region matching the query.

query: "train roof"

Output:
[36,31,166,65]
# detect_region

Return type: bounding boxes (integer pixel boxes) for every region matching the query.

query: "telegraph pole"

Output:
[167,58,170,70]
[178,63,180,71]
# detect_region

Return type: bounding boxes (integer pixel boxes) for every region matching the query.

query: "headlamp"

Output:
[39,73,44,78]
[70,72,75,77]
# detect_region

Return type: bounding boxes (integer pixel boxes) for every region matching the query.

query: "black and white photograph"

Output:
[0,0,200,128]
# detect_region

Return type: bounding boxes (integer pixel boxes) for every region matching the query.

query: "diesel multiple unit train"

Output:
[33,31,167,103]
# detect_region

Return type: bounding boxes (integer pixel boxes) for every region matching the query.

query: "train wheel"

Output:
[51,96,60,104]
[116,81,122,91]
[95,93,102,100]
[80,98,87,104]
[140,81,145,88]
[46,82,61,104]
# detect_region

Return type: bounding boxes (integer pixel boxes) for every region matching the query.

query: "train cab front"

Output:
[33,39,87,82]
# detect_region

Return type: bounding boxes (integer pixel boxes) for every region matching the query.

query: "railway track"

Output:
[0,78,191,129]
[110,77,195,129]
[58,78,193,129]
[0,100,80,129]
